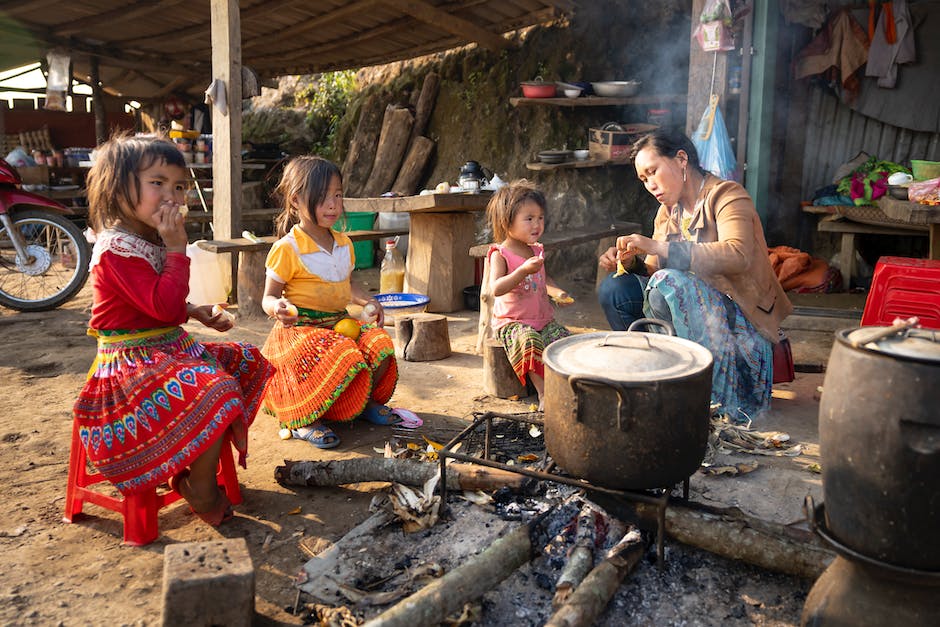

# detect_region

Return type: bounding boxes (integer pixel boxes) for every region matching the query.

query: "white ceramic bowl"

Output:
[563,88,581,99]
[574,149,590,160]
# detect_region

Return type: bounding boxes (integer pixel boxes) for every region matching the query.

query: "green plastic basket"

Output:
[339,212,376,268]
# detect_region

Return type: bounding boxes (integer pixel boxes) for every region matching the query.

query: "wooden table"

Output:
[878,196,940,260]
[344,193,491,312]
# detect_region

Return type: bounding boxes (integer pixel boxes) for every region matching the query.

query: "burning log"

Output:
[275,458,527,491]
[362,515,546,627]
[591,492,835,579]
[552,503,599,608]
[545,529,645,627]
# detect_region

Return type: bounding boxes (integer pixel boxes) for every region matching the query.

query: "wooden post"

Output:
[395,313,451,361]
[89,57,106,145]
[405,212,475,312]
[391,136,434,196]
[209,0,242,241]
[343,93,385,198]
[483,338,526,398]
[363,105,414,198]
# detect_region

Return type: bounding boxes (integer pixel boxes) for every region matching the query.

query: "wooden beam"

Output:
[241,0,380,53]
[377,0,508,51]
[153,75,190,98]
[53,0,188,37]
[210,0,242,241]
[0,0,61,16]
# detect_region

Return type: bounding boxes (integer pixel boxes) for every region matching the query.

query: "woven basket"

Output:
[834,204,928,231]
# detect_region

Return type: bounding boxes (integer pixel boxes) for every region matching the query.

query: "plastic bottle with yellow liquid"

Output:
[380,238,405,293]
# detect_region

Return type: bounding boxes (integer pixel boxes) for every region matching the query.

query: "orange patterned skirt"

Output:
[261,319,397,428]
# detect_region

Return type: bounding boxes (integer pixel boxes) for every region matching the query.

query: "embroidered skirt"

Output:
[644,269,773,421]
[261,318,397,428]
[72,327,274,495]
[495,320,570,385]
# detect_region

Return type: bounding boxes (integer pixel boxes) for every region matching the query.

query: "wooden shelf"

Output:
[510,94,686,107]
[525,157,632,171]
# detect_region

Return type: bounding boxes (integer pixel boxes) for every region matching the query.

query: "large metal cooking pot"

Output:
[542,320,713,490]
[819,324,940,570]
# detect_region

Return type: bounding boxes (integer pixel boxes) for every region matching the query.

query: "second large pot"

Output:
[542,324,713,490]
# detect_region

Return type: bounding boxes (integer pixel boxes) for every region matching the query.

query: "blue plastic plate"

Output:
[375,293,430,309]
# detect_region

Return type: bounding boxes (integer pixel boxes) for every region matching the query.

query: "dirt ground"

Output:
[0,267,840,626]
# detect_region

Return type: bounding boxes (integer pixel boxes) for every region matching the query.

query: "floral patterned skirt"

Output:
[73,327,273,495]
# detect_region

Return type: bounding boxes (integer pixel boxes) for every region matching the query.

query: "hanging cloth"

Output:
[865,0,915,88]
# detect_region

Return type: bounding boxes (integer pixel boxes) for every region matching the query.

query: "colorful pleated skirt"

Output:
[72,327,274,495]
[260,318,397,428]
[495,319,570,385]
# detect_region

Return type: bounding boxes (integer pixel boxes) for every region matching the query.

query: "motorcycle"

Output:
[0,158,90,311]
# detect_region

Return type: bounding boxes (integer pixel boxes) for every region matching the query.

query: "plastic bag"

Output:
[45,51,70,112]
[692,95,738,181]
[907,177,940,203]
[700,0,732,23]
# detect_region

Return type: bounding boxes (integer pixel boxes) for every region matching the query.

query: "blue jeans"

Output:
[597,272,647,330]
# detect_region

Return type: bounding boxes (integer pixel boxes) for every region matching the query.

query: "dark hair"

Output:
[273,156,343,236]
[630,128,705,174]
[486,179,547,242]
[86,132,186,231]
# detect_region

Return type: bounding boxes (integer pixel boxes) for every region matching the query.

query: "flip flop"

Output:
[291,423,341,449]
[389,407,423,429]
[360,404,401,426]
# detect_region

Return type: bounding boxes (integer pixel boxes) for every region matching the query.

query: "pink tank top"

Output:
[490,243,554,332]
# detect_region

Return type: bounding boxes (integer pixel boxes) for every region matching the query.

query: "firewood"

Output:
[552,503,598,608]
[396,313,451,361]
[275,458,527,491]
[343,93,385,198]
[591,493,835,579]
[391,136,435,196]
[362,518,543,627]
[408,72,439,148]
[362,105,414,198]
[544,530,645,627]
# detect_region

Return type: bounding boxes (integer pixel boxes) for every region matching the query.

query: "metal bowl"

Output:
[887,185,909,200]
[591,81,642,97]
[538,150,574,164]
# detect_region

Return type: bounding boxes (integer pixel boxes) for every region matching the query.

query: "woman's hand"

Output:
[617,234,664,259]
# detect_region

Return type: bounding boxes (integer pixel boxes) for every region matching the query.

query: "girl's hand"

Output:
[520,255,544,275]
[274,298,299,327]
[156,200,188,253]
[368,300,385,327]
[188,303,234,332]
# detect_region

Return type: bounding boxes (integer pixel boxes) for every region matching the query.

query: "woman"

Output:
[597,129,792,422]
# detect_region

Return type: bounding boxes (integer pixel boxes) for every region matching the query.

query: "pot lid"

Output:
[543,332,713,381]
[844,327,940,363]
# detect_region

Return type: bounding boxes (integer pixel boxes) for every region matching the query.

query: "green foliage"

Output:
[296,70,357,156]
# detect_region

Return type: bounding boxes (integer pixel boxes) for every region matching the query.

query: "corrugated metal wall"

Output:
[801,85,940,197]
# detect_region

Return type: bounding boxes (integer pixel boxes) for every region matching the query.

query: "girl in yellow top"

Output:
[261,156,399,449]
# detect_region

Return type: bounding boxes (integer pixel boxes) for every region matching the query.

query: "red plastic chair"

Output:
[860,257,940,330]
[63,420,242,545]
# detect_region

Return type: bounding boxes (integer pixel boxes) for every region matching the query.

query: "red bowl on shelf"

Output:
[521,81,556,98]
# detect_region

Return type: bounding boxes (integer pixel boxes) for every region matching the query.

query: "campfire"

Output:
[275,413,815,625]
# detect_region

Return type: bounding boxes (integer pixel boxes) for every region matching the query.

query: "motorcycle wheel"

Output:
[0,209,90,312]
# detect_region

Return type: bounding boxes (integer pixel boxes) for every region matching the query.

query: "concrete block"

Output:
[161,538,254,627]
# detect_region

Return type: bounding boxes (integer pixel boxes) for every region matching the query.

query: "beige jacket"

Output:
[641,175,792,342]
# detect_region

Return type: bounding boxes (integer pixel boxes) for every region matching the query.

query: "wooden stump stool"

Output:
[395,313,451,361]
[483,338,526,398]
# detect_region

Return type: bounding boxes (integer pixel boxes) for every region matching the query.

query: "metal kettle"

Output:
[458,161,487,191]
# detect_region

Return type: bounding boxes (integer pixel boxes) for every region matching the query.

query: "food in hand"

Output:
[284,303,299,317]
[333,318,361,340]
[211,303,236,322]
[362,302,380,321]
[178,204,189,218]
[553,294,575,305]
[614,258,628,277]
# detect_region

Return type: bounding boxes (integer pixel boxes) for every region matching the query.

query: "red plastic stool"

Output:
[63,420,242,545]
[861,257,940,329]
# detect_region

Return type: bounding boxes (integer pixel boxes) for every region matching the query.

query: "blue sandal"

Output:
[290,422,341,449]
[360,404,402,426]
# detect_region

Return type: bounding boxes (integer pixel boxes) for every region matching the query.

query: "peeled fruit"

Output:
[278,428,292,440]
[435,181,450,193]
[554,295,575,305]
[333,318,361,340]
[284,303,298,317]
[178,204,189,218]
[211,303,236,322]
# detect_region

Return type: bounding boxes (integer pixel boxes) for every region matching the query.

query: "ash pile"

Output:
[278,416,809,626]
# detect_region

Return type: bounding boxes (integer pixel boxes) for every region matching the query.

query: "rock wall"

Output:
[334,0,691,281]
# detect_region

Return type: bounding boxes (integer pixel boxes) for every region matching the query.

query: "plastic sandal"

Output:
[291,423,341,449]
[360,404,401,425]
[389,408,423,429]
